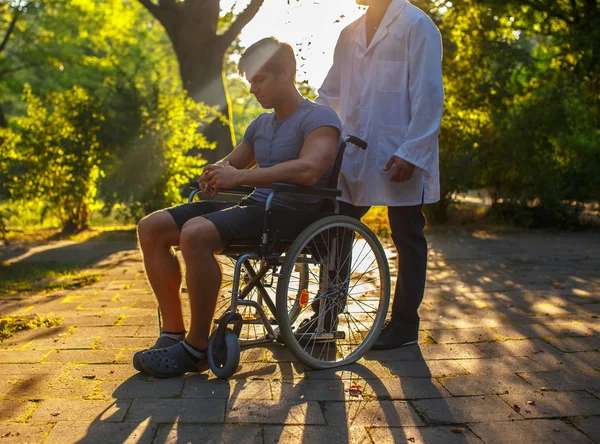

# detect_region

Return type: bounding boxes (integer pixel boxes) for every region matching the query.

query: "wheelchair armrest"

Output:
[189,180,254,195]
[188,181,255,202]
[270,182,342,199]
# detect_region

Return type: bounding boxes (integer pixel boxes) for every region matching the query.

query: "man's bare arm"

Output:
[205,126,339,190]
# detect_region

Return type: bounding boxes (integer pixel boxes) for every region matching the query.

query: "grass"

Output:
[0,314,63,341]
[0,261,101,296]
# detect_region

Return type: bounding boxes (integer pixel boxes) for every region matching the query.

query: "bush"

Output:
[0,86,105,233]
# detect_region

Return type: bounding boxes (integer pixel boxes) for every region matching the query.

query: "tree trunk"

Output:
[137,0,265,164]
[177,41,235,164]
[0,104,7,128]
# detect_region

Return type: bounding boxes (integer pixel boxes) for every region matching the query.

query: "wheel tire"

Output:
[207,328,240,379]
[276,215,390,370]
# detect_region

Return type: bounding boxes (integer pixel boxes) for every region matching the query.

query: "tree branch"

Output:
[0,6,20,54]
[221,0,265,46]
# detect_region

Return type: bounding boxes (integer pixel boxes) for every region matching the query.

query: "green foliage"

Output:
[0,260,100,295]
[101,90,216,220]
[0,86,105,232]
[0,314,63,341]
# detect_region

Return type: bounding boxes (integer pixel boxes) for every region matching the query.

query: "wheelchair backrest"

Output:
[321,135,368,212]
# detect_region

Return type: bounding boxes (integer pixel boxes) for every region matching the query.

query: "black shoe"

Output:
[371,321,419,350]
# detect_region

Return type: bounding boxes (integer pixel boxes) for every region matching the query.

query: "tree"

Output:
[137,0,265,163]
[0,86,106,233]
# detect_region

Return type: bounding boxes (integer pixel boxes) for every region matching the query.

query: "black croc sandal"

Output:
[138,343,205,378]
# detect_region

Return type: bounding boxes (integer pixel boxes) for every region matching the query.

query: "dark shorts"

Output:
[166,198,266,245]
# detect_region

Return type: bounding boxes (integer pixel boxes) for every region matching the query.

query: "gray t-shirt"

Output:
[243,99,342,210]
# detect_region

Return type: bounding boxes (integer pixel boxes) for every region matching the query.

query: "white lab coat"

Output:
[317,0,444,206]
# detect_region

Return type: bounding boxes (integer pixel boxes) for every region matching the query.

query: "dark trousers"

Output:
[339,201,428,326]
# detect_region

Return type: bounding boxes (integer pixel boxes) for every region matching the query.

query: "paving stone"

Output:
[529,351,600,371]
[477,339,561,358]
[126,398,225,423]
[440,373,536,396]
[133,326,161,337]
[0,364,66,380]
[412,396,522,424]
[61,315,121,327]
[518,370,600,391]
[3,377,97,400]
[501,391,600,418]
[155,424,262,444]
[324,400,424,427]
[305,361,390,380]
[0,400,35,422]
[94,337,155,349]
[468,419,592,444]
[28,399,130,422]
[271,379,346,402]
[368,425,483,443]
[415,344,486,360]
[43,349,119,364]
[96,378,183,399]
[264,425,371,444]
[70,326,140,338]
[117,315,159,326]
[427,327,500,344]
[183,378,271,400]
[231,362,306,380]
[572,416,600,442]
[227,400,325,425]
[61,364,140,381]
[545,336,600,353]
[0,423,52,443]
[359,347,418,361]
[44,420,156,444]
[382,360,469,378]
[351,377,452,400]
[0,350,49,364]
[457,357,547,374]
[26,333,96,350]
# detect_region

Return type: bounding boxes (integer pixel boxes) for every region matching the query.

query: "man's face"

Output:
[247,68,287,109]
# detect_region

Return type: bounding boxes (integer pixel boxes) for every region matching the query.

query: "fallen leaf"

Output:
[527,400,536,406]
[83,375,96,380]
[346,385,362,397]
[50,412,60,417]
[450,428,466,434]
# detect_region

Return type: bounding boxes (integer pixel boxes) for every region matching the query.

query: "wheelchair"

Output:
[185,135,391,378]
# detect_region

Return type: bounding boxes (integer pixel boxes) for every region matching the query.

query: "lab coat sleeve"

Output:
[394,17,444,172]
[316,32,344,114]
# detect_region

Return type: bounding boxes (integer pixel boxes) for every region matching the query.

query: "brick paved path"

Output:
[0,232,598,443]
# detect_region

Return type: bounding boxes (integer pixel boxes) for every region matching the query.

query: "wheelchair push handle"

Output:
[343,135,368,150]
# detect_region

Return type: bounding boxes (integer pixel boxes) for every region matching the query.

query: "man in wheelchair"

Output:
[133,37,342,378]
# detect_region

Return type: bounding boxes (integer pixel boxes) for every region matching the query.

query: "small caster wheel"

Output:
[207,328,240,379]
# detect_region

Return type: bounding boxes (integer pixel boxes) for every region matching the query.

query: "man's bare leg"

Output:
[179,217,223,350]
[137,211,185,333]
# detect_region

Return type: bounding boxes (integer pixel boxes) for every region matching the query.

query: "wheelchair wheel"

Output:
[215,257,308,343]
[207,328,240,379]
[276,215,390,370]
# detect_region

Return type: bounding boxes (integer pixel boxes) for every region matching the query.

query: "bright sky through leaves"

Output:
[222,0,366,87]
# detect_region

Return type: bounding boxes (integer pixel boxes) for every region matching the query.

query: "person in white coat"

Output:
[316,0,444,349]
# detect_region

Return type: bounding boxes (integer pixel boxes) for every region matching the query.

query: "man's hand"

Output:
[205,162,241,191]
[384,155,416,183]
[198,166,218,196]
